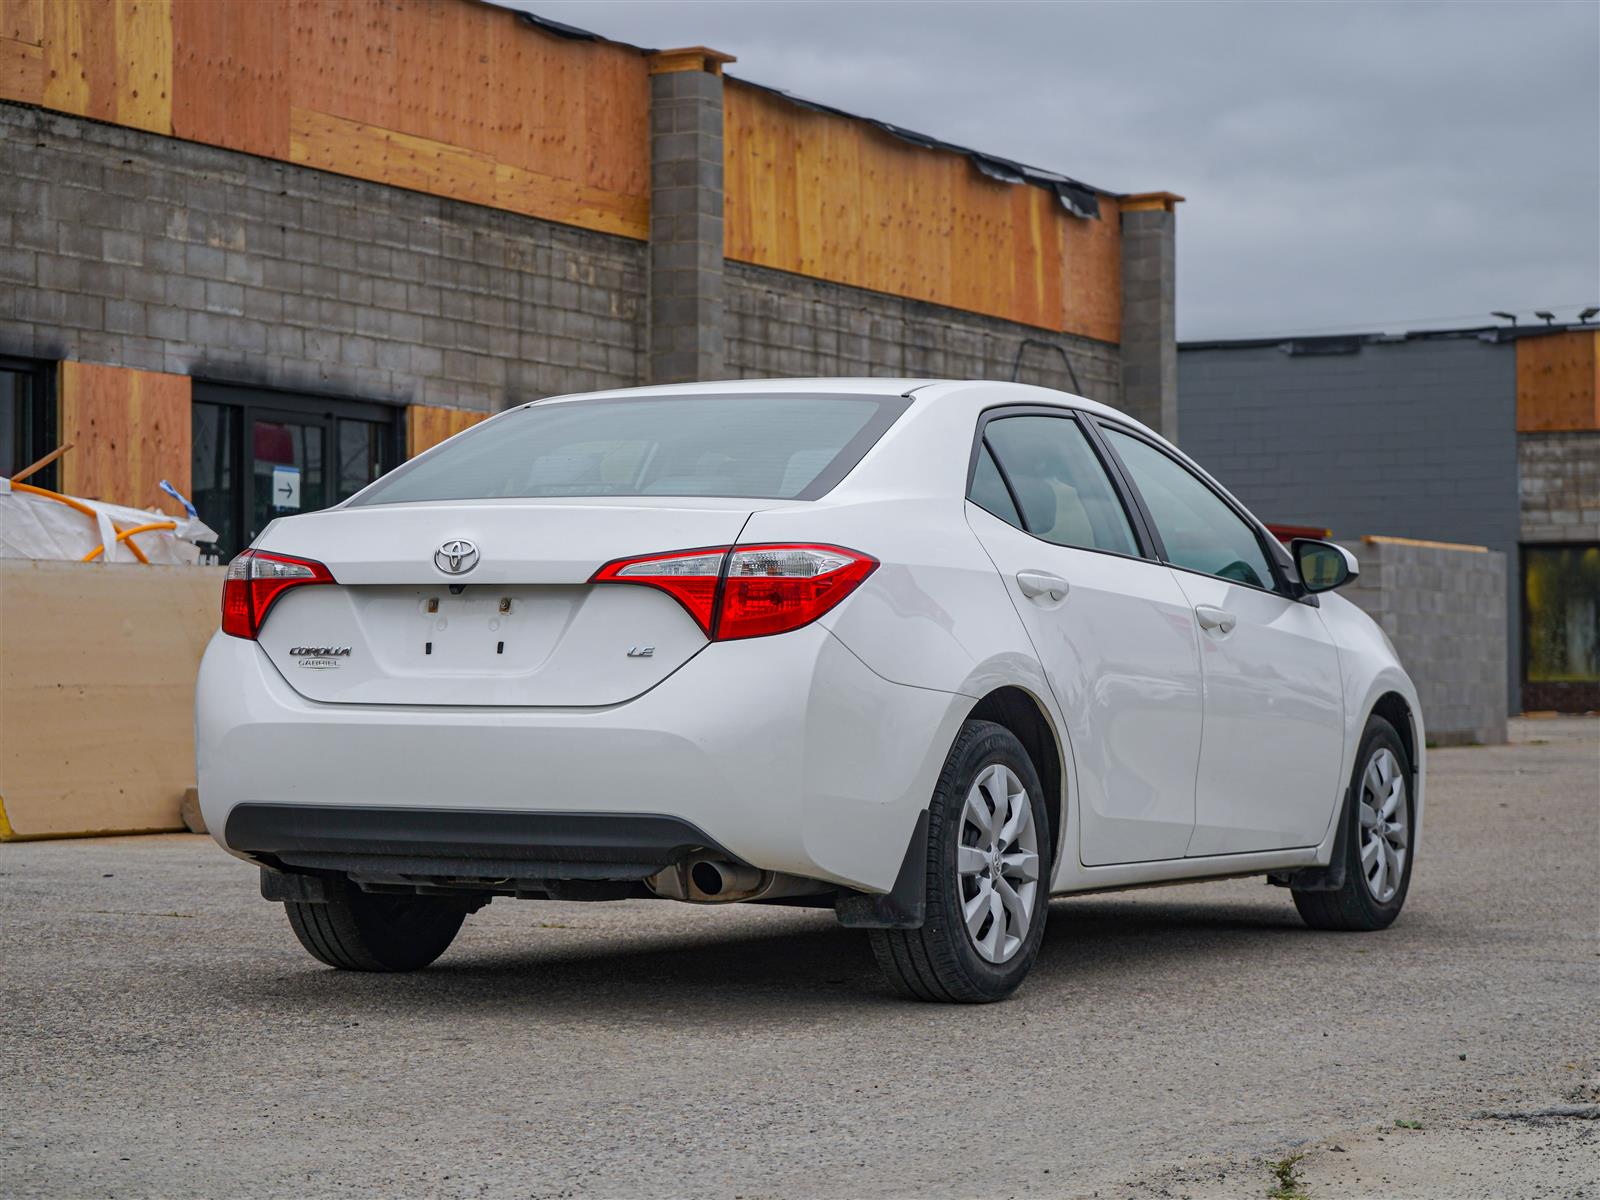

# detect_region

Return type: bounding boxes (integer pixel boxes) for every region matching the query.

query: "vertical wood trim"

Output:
[59,362,193,514]
[406,404,489,458]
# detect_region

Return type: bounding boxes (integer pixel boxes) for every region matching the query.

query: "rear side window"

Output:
[968,443,1022,526]
[351,394,907,505]
[979,415,1139,556]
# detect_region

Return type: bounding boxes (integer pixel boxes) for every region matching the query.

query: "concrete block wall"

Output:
[1520,430,1600,543]
[1337,538,1508,745]
[648,59,726,384]
[726,262,1123,406]
[0,103,646,414]
[1119,200,1178,439]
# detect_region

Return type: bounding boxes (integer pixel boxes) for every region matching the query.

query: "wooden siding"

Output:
[171,0,289,157]
[1517,330,1600,432]
[1,1,1129,339]
[724,81,1120,341]
[15,0,171,132]
[5,0,651,240]
[58,361,193,515]
[406,403,490,458]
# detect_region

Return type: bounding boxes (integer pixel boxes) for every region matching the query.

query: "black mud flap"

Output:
[1268,789,1350,892]
[834,810,928,929]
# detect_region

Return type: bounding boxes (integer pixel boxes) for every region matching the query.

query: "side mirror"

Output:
[1291,539,1359,593]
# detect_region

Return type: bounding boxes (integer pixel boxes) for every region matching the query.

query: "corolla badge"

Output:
[289,645,352,671]
[435,538,479,575]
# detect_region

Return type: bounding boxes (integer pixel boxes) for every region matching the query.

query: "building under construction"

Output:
[0,0,1180,558]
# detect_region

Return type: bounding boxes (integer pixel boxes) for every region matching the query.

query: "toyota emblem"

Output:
[434,538,479,575]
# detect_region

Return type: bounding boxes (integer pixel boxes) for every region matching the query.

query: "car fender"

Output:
[1318,592,1428,848]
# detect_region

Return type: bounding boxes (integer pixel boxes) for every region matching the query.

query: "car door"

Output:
[965,409,1204,866]
[1095,423,1346,856]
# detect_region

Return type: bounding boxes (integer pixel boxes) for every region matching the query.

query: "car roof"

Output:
[530,378,1149,436]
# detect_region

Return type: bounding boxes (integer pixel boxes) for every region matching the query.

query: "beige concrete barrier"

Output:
[0,560,223,839]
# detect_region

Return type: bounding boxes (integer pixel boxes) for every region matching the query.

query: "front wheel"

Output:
[1293,715,1415,932]
[284,883,467,971]
[870,720,1052,1003]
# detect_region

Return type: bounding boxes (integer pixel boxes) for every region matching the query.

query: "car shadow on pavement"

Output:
[224,892,1311,1017]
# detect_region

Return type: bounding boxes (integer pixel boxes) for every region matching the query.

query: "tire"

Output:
[1293,715,1415,932]
[870,720,1052,1003]
[284,881,466,971]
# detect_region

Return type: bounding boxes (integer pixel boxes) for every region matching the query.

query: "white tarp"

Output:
[0,476,217,565]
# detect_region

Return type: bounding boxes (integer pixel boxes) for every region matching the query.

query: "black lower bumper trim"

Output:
[226,804,733,882]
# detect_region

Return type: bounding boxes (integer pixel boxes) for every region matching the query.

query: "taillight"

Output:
[718,545,876,639]
[591,543,876,641]
[221,550,335,640]
[590,547,726,636]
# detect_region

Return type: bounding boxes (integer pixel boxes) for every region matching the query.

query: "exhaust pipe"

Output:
[688,858,763,900]
[646,853,822,904]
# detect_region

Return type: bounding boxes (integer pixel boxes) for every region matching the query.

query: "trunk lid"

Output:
[252,499,775,706]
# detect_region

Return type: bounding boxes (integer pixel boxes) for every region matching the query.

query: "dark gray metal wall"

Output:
[1178,336,1521,708]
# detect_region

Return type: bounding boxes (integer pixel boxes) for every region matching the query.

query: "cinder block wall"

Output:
[1337,538,1508,745]
[726,263,1122,406]
[1520,430,1600,543]
[0,103,647,413]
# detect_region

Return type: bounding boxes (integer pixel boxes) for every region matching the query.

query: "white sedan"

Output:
[197,379,1423,1002]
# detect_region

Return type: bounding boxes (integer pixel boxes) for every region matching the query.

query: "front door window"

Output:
[1100,427,1276,590]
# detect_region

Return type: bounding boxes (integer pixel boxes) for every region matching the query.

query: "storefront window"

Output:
[1524,544,1600,711]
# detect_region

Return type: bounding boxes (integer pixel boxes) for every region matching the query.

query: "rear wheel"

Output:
[1293,715,1414,932]
[284,883,466,971]
[870,720,1051,1003]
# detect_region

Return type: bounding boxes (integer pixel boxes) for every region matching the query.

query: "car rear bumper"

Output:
[225,804,736,882]
[196,624,969,892]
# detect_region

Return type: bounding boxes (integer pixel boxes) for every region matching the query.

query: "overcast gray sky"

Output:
[514,1,1598,341]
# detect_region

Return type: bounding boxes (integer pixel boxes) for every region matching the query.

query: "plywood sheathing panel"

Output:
[1517,330,1600,432]
[0,0,45,99]
[406,403,490,458]
[5,0,652,241]
[171,0,289,157]
[58,361,193,517]
[285,0,650,238]
[28,0,170,131]
[0,560,222,840]
[723,80,1120,341]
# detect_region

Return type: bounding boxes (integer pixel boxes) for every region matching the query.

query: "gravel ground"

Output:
[1,717,1595,1200]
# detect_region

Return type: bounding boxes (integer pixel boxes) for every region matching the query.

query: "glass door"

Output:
[192,383,398,560]
[250,410,328,544]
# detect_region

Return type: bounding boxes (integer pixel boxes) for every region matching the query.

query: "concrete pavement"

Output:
[2,717,1595,1198]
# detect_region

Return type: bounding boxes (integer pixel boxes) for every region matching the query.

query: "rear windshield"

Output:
[350,394,907,506]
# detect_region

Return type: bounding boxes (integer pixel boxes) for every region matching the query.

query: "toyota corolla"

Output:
[196,379,1423,1002]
